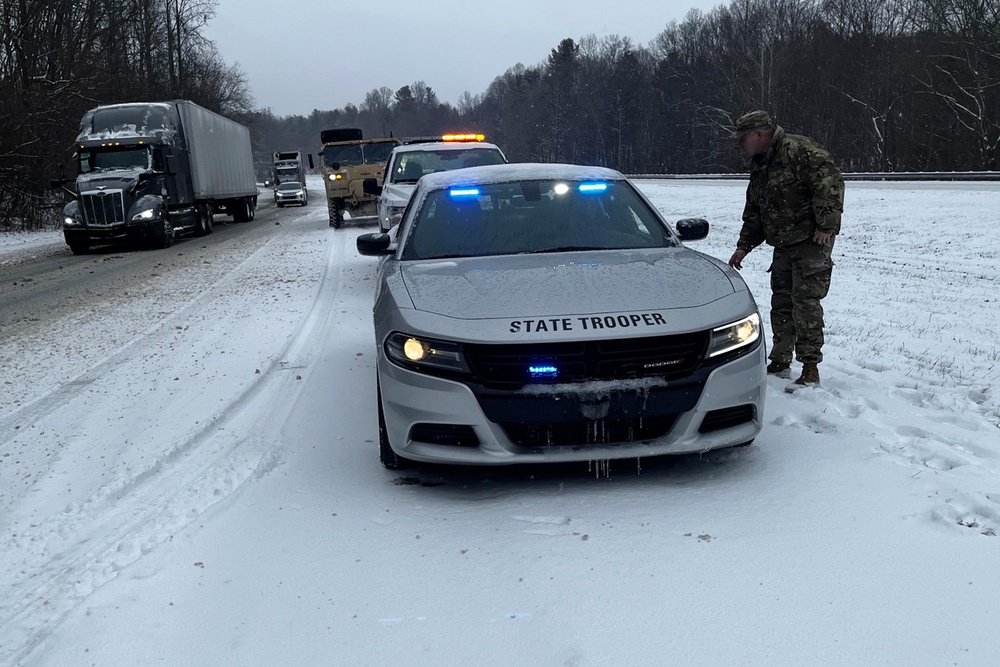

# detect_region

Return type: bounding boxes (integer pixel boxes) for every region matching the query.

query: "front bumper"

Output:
[377,341,766,465]
[63,219,160,246]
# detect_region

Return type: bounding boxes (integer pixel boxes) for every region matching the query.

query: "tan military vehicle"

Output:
[319,128,399,228]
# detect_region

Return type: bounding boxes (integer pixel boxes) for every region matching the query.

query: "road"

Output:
[2,179,999,666]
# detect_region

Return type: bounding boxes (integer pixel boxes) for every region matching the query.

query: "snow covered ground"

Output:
[1,177,998,666]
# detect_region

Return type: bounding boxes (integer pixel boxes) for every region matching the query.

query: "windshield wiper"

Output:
[520,246,605,254]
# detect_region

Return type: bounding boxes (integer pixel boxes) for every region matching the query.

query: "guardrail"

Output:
[629,171,1000,181]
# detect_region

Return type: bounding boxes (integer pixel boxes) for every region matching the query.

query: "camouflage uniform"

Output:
[736,119,844,366]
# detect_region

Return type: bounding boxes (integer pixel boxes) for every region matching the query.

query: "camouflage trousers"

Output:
[768,238,835,365]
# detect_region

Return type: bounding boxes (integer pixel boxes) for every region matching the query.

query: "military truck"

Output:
[319,128,398,228]
[55,100,258,253]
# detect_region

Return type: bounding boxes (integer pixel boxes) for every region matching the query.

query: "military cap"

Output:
[733,110,772,138]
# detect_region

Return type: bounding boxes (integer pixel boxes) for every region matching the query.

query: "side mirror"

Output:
[50,165,67,188]
[357,232,393,256]
[362,177,382,197]
[165,154,178,176]
[308,154,315,169]
[676,218,709,240]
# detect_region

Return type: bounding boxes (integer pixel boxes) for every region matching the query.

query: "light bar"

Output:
[578,182,609,193]
[449,187,480,198]
[529,365,559,378]
[442,133,485,142]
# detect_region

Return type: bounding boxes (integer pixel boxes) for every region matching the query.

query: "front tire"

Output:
[68,242,90,255]
[149,216,173,249]
[329,199,344,229]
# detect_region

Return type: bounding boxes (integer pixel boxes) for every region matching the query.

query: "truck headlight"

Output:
[707,313,760,357]
[64,216,80,227]
[385,332,470,373]
[131,208,156,221]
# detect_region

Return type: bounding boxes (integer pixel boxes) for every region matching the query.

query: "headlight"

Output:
[131,208,156,221]
[63,216,79,226]
[384,332,470,373]
[388,205,406,216]
[328,173,344,181]
[707,313,761,357]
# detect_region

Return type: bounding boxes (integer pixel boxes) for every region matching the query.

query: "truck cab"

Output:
[319,128,398,228]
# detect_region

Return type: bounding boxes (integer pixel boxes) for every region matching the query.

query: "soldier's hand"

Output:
[728,249,747,270]
[813,230,833,245]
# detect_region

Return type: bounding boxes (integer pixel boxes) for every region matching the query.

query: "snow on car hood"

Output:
[398,248,738,320]
[382,182,416,206]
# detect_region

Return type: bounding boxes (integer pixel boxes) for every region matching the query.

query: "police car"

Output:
[356,164,766,468]
[365,134,506,233]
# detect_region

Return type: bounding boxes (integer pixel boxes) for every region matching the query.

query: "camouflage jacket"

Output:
[737,126,844,252]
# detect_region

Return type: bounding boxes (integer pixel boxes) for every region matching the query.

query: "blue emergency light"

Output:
[449,187,480,198]
[529,365,559,378]
[578,182,608,193]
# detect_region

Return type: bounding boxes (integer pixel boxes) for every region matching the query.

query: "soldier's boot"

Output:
[766,361,791,379]
[786,363,820,392]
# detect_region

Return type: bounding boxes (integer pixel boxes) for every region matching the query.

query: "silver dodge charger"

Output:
[357,164,766,469]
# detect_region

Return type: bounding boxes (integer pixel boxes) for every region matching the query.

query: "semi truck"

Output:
[56,100,259,254]
[319,128,398,229]
[272,151,306,186]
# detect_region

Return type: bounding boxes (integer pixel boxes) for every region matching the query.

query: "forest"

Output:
[1,0,997,229]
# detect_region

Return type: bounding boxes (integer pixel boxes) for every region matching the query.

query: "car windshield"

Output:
[390,148,506,183]
[79,147,151,173]
[278,182,302,191]
[323,144,362,167]
[401,179,676,260]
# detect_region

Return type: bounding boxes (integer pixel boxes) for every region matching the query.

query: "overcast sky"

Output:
[204,0,724,117]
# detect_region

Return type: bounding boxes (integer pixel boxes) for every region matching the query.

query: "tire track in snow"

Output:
[0,224,354,666]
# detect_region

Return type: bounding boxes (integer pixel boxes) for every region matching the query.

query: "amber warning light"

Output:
[441,133,485,142]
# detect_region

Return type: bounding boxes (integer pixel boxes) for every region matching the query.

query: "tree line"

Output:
[1,0,997,231]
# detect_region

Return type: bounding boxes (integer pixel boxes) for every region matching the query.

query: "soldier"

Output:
[727,110,844,390]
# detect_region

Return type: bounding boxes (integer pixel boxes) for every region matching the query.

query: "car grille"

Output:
[80,190,125,226]
[465,332,708,388]
[501,415,678,447]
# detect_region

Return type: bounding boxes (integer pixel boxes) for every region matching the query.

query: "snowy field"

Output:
[1,177,998,666]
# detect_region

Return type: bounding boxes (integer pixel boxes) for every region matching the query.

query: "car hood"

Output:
[398,248,739,320]
[383,182,416,206]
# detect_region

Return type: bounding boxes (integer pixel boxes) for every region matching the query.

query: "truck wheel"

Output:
[248,198,256,220]
[232,199,250,223]
[377,379,410,470]
[195,204,213,236]
[151,217,173,249]
[329,199,344,229]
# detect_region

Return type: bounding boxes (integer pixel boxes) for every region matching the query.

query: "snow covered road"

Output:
[1,178,999,665]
